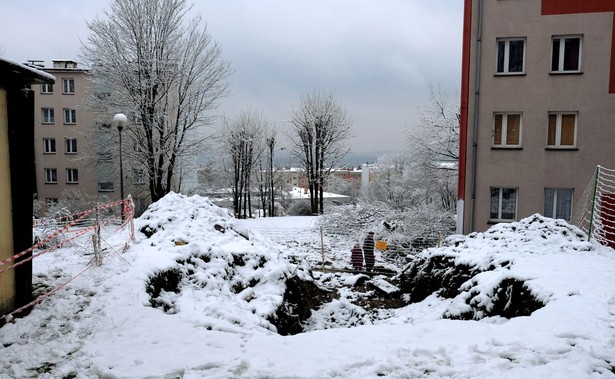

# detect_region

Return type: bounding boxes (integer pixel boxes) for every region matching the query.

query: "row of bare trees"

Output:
[81,0,353,216]
[220,91,352,218]
[78,0,457,223]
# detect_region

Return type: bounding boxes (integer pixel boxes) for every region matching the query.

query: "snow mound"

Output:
[439,213,592,266]
[135,192,314,334]
[402,214,596,320]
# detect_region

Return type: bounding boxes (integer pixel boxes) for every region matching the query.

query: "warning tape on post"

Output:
[0,198,134,272]
[0,197,135,321]
[1,262,95,322]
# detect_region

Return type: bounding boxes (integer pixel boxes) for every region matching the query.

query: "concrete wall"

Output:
[0,89,15,313]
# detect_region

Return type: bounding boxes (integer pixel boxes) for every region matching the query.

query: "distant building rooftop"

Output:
[0,57,55,86]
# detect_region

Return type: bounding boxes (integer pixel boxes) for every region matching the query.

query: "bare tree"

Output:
[221,109,266,219]
[406,84,459,211]
[288,91,352,214]
[367,152,417,212]
[410,84,460,166]
[258,128,281,217]
[81,0,232,203]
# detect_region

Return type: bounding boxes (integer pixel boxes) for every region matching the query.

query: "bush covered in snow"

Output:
[319,200,455,255]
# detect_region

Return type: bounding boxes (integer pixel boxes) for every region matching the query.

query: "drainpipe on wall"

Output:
[469,0,484,233]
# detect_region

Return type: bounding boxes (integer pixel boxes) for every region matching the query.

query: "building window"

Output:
[548,112,577,148]
[44,168,58,184]
[63,78,75,94]
[493,113,522,147]
[133,169,146,184]
[41,83,53,94]
[544,188,573,222]
[551,36,582,73]
[43,138,56,154]
[46,198,59,208]
[64,108,77,124]
[490,187,517,221]
[65,138,78,154]
[97,122,112,130]
[97,152,112,161]
[496,38,525,74]
[42,108,55,124]
[98,182,114,192]
[66,168,79,184]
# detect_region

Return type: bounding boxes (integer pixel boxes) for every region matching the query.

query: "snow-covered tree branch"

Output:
[80,0,232,203]
[288,91,352,215]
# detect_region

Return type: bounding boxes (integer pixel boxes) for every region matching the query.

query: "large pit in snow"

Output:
[137,194,591,335]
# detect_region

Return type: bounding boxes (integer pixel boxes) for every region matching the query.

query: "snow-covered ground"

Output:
[1,193,614,378]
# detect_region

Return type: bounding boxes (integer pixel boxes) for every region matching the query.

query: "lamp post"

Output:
[267,140,285,217]
[112,113,127,220]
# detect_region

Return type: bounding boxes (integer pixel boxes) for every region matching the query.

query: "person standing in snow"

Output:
[363,231,375,271]
[351,243,363,270]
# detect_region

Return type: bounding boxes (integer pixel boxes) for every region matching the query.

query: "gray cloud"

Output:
[1,0,463,155]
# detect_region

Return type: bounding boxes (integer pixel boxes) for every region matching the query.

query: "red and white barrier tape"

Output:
[0,197,136,321]
[0,198,133,270]
[1,263,95,321]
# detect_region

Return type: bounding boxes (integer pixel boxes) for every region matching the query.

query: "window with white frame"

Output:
[43,138,56,154]
[66,168,79,184]
[64,108,77,124]
[544,188,573,221]
[63,78,75,94]
[548,112,577,148]
[65,138,77,154]
[493,113,522,147]
[496,38,525,74]
[490,187,517,221]
[44,168,58,184]
[41,83,53,94]
[98,182,114,192]
[42,108,54,124]
[551,36,582,73]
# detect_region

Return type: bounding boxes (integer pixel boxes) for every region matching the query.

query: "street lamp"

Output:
[267,140,285,217]
[112,113,127,221]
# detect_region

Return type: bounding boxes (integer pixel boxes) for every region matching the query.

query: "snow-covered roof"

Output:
[287,186,351,200]
[0,57,55,85]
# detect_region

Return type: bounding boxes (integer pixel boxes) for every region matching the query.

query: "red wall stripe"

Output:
[458,0,472,202]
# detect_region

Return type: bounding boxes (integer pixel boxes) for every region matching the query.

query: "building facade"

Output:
[458,0,615,233]
[32,60,100,213]
[31,60,149,216]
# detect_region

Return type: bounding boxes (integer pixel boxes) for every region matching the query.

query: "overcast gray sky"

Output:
[1,0,463,156]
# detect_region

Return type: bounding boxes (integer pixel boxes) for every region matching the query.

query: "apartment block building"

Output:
[31,59,147,215]
[458,0,615,233]
[32,60,96,212]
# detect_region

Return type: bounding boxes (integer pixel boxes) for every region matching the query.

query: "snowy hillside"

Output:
[1,193,614,378]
